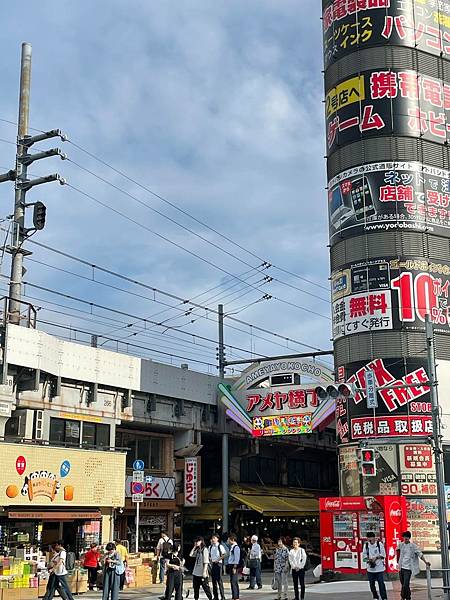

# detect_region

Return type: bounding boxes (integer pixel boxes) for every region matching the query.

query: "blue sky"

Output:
[0,0,331,374]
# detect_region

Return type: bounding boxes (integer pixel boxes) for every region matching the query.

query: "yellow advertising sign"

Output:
[1,443,125,508]
[326,75,365,117]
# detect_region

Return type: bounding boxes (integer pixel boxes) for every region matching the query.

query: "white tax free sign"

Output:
[184,457,200,507]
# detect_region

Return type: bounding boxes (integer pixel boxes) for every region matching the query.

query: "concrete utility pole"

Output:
[218,303,229,534]
[426,315,450,599]
[0,43,67,324]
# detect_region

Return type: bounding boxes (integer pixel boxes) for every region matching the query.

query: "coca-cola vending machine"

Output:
[320,496,407,574]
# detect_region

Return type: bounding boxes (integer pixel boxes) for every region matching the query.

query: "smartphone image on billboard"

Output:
[349,177,375,221]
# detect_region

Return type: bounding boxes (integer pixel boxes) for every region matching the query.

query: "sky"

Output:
[0,0,331,375]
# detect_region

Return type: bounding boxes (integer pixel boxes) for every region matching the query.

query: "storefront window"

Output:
[49,418,80,445]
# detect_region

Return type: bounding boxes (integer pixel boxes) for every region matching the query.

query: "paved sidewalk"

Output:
[82,576,445,600]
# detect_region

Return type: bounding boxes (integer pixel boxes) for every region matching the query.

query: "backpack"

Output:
[162,540,173,558]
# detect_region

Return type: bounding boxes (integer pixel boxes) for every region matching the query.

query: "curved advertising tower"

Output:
[322,0,450,556]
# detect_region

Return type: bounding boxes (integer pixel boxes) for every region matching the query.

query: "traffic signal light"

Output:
[314,383,356,401]
[360,448,377,477]
[32,201,46,230]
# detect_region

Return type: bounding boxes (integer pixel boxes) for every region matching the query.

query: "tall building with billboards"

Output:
[322,0,450,556]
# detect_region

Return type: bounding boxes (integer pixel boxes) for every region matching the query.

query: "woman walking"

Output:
[83,543,100,590]
[102,543,125,600]
[166,544,184,600]
[289,538,307,600]
[189,537,213,600]
[273,538,290,600]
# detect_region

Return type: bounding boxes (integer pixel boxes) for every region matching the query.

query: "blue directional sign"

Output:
[133,459,145,471]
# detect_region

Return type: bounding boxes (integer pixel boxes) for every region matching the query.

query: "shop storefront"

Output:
[0,442,126,555]
[115,476,178,551]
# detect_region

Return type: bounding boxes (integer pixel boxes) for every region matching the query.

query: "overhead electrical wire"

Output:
[0,119,329,294]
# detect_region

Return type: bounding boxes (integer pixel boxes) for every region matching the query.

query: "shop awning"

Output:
[183,487,239,521]
[230,485,319,517]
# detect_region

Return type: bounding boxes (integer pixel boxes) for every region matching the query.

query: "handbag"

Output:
[248,558,259,569]
[242,566,250,575]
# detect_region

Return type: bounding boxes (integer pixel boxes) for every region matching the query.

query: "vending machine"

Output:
[319,495,407,574]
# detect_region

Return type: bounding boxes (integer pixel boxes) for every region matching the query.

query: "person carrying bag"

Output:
[102,543,125,600]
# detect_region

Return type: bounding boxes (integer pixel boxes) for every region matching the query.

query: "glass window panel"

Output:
[65,420,80,444]
[96,424,110,448]
[137,439,151,467]
[82,422,96,447]
[150,438,162,470]
[49,419,65,444]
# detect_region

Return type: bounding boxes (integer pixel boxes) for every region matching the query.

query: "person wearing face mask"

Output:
[189,537,213,600]
[288,538,307,600]
[102,542,125,600]
[166,544,184,600]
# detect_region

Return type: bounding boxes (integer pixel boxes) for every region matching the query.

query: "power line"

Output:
[0,116,329,293]
[66,157,330,305]
[66,137,329,293]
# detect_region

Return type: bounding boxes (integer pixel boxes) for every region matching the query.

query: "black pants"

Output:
[367,571,387,599]
[400,568,412,600]
[229,567,240,600]
[292,569,305,600]
[192,575,213,600]
[119,571,126,590]
[211,563,225,600]
[87,567,98,590]
[167,570,183,600]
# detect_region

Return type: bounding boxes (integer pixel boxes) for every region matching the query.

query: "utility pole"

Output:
[1,43,67,325]
[426,315,450,599]
[218,303,229,534]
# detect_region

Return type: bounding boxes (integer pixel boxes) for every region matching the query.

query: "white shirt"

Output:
[157,536,173,555]
[365,541,386,573]
[249,543,262,560]
[52,550,67,576]
[289,548,307,571]
[398,542,423,575]
[209,544,225,564]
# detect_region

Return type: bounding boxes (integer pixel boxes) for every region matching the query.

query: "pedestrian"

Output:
[289,537,307,600]
[364,532,387,600]
[83,543,100,591]
[209,534,226,600]
[273,538,289,600]
[247,535,262,589]
[102,542,125,600]
[189,537,213,600]
[166,544,184,600]
[44,541,75,600]
[114,540,128,590]
[396,531,430,600]
[157,531,173,584]
[226,534,240,600]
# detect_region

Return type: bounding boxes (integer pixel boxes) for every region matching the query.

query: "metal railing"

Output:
[0,296,36,328]
[426,565,450,600]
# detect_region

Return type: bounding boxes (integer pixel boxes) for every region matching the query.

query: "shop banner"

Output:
[328,162,450,243]
[332,257,450,338]
[0,443,125,507]
[337,357,432,443]
[252,413,312,437]
[399,444,437,496]
[326,68,450,153]
[323,0,450,70]
[184,457,200,507]
[406,497,440,552]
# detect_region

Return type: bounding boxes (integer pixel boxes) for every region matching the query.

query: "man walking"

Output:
[44,541,75,600]
[247,535,262,590]
[227,534,240,600]
[209,534,226,600]
[157,531,173,584]
[396,531,430,600]
[364,532,387,600]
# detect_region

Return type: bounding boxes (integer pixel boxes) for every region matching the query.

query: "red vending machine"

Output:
[320,496,407,574]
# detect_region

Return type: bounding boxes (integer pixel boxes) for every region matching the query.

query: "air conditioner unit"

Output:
[34,410,44,440]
